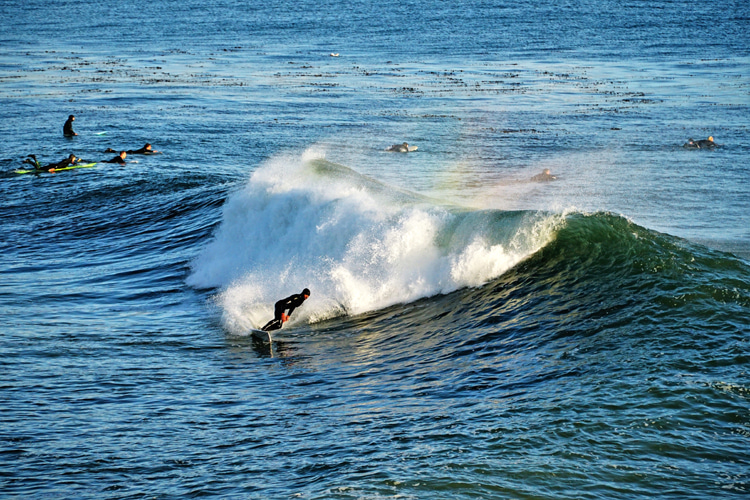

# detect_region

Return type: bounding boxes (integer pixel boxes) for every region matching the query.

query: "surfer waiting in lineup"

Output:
[262,288,311,332]
[63,115,77,137]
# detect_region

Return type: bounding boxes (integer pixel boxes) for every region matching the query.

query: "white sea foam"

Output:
[188,150,561,333]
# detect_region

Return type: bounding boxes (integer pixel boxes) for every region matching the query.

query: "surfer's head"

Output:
[302,288,311,298]
[68,115,75,121]
[708,136,714,142]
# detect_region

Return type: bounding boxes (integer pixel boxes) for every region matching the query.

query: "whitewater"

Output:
[188,150,563,332]
[1,0,749,498]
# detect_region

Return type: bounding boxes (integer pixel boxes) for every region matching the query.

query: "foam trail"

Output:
[188,149,561,334]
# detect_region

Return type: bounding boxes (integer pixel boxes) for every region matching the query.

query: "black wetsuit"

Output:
[531,172,556,182]
[126,146,153,154]
[41,156,76,171]
[262,293,307,331]
[103,155,126,164]
[695,139,716,149]
[63,118,76,137]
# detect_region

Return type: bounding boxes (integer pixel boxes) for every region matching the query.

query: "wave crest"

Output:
[188,151,560,333]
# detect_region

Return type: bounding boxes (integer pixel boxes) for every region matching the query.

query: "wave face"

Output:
[188,152,563,332]
[437,210,750,341]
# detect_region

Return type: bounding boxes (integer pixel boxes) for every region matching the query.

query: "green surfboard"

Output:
[14,162,97,174]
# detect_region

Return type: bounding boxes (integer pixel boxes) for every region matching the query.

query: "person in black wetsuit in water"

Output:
[31,154,79,171]
[103,151,127,164]
[63,115,77,137]
[262,288,310,332]
[127,143,160,155]
[106,144,161,155]
[683,136,717,149]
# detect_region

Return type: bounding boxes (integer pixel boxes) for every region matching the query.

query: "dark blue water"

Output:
[2,1,749,498]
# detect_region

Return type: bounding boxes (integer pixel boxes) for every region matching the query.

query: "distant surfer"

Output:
[126,143,160,155]
[385,142,418,153]
[261,288,311,332]
[106,143,161,155]
[683,136,717,149]
[63,115,77,137]
[103,151,127,165]
[530,168,556,182]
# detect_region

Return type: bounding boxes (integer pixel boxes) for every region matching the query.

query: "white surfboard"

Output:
[249,328,272,343]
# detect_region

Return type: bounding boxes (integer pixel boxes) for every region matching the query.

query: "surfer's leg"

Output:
[262,319,282,332]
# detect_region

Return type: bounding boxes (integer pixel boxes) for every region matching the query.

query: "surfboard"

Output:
[14,162,97,174]
[249,328,273,343]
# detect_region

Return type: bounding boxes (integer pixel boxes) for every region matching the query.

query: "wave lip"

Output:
[188,152,560,333]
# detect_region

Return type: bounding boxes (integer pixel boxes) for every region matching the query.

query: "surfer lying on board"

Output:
[103,151,127,165]
[683,136,717,149]
[530,168,557,182]
[261,288,311,332]
[105,143,161,155]
[385,142,418,152]
[127,143,160,155]
[30,154,80,171]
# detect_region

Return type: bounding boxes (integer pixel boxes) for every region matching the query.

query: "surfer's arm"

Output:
[282,302,296,320]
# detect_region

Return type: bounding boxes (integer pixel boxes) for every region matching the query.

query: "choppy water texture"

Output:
[1,0,749,498]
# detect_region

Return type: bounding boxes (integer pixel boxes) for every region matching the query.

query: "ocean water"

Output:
[1,0,749,498]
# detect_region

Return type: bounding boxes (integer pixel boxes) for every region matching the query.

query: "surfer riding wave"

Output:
[187,152,561,335]
[262,289,310,331]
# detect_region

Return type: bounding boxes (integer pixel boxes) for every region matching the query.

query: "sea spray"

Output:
[188,150,562,333]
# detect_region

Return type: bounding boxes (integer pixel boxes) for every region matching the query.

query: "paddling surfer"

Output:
[106,143,160,155]
[385,142,418,152]
[126,143,160,155]
[38,154,79,171]
[683,136,718,149]
[530,168,557,182]
[103,151,127,165]
[261,288,310,332]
